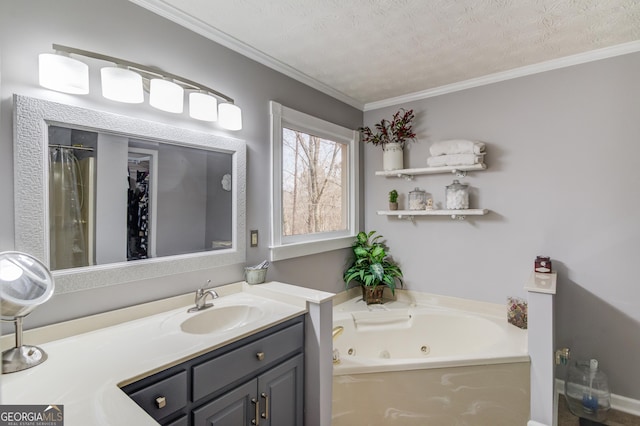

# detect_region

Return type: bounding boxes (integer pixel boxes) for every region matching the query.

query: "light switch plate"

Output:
[250,230,258,247]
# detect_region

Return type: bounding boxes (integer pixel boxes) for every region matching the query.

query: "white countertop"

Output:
[0,281,333,425]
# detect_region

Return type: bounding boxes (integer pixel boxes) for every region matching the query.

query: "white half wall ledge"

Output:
[527,272,557,426]
[525,272,557,294]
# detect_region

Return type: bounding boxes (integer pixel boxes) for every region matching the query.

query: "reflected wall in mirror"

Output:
[14,95,246,294]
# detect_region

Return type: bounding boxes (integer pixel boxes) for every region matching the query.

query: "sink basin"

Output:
[180,305,264,334]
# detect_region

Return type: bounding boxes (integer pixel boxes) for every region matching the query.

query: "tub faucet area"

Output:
[188,280,219,313]
[332,326,344,340]
[332,326,344,365]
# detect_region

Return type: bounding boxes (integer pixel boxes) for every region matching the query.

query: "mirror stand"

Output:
[0,251,55,373]
[2,316,48,373]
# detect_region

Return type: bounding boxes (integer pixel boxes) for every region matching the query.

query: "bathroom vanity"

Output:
[0,281,334,426]
[122,317,304,425]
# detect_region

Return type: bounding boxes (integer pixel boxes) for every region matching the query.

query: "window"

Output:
[270,101,359,261]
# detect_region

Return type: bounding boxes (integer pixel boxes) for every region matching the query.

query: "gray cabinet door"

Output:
[257,354,304,426]
[192,379,257,426]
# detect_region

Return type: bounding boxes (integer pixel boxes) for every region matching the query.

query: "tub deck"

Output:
[333,289,528,374]
[332,289,531,425]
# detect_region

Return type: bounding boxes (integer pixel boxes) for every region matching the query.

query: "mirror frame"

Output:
[13,94,246,294]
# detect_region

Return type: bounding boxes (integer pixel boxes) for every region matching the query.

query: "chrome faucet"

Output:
[188,280,219,313]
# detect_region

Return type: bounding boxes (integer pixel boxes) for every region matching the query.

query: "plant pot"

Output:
[362,285,385,305]
[382,142,403,171]
[389,202,398,210]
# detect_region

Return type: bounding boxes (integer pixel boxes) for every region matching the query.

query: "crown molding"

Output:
[129,0,640,113]
[364,40,640,111]
[129,0,365,110]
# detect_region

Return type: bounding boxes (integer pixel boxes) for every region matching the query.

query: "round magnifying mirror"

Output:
[0,251,54,373]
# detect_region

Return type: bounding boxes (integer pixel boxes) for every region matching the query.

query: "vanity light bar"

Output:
[38,44,242,130]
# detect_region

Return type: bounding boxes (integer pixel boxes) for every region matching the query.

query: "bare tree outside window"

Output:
[282,127,346,236]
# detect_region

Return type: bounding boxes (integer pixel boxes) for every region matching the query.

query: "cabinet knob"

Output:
[155,396,167,409]
[256,352,265,361]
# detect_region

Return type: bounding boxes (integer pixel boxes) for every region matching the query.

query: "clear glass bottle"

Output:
[565,359,611,422]
[445,180,469,209]
[408,187,426,210]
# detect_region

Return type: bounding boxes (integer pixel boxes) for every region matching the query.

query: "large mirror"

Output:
[13,95,246,294]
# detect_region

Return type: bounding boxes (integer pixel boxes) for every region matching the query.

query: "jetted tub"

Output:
[332,289,531,425]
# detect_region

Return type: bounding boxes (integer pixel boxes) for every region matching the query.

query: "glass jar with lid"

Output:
[408,187,427,210]
[565,359,610,422]
[445,180,469,209]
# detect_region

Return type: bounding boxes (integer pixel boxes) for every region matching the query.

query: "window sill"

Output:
[269,236,354,261]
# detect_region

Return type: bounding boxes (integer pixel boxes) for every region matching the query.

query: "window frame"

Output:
[269,101,359,261]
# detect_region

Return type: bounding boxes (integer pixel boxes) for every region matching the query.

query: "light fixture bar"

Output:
[51,44,234,104]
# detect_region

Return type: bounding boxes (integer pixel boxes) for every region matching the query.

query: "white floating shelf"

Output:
[375,163,486,179]
[377,209,489,220]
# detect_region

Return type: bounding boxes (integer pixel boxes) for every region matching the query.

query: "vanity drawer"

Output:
[192,321,303,401]
[128,370,188,422]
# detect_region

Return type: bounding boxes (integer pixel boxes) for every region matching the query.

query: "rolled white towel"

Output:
[427,153,484,167]
[429,139,485,156]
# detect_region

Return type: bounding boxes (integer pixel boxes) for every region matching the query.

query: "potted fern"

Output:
[359,108,416,171]
[343,231,403,304]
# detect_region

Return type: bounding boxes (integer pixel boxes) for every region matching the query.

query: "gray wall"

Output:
[0,0,361,326]
[363,52,640,399]
[95,133,128,264]
[156,144,208,256]
[205,151,233,247]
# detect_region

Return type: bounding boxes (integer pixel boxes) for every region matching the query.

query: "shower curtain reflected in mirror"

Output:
[49,147,95,270]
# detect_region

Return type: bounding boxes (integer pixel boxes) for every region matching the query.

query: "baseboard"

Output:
[555,379,640,417]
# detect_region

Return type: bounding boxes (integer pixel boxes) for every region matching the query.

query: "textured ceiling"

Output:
[138,0,640,108]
